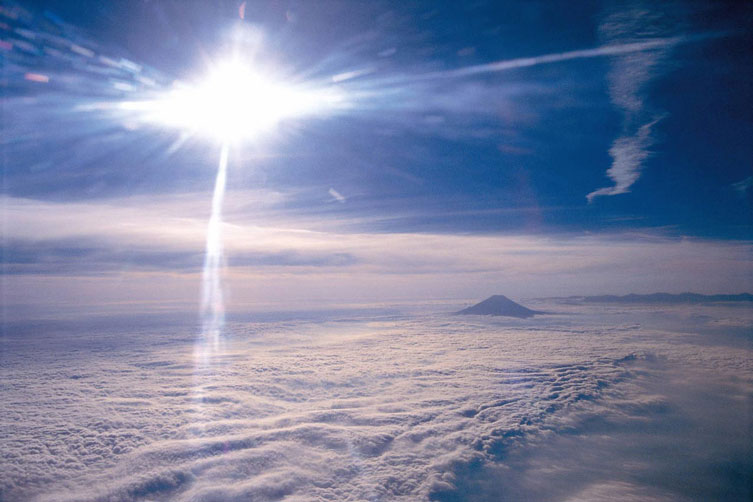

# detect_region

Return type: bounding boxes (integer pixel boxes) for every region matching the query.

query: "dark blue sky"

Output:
[4,0,752,237]
[2,0,752,307]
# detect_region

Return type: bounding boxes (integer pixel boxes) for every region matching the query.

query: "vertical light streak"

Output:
[191,144,230,431]
[200,143,230,352]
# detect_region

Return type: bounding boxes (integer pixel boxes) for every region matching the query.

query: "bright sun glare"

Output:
[121,58,341,141]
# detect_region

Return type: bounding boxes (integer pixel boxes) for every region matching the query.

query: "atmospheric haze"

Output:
[2,300,751,501]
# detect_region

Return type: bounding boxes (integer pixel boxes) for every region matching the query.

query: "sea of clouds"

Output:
[1,301,751,501]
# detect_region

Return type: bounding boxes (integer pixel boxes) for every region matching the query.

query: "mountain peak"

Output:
[456,295,541,318]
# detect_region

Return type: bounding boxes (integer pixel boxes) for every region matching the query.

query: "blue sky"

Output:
[1,0,752,313]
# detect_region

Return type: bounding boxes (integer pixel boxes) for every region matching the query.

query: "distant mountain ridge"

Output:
[456,295,541,318]
[572,293,753,304]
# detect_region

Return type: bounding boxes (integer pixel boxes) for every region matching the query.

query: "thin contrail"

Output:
[360,35,706,87]
[425,37,686,79]
[200,142,229,351]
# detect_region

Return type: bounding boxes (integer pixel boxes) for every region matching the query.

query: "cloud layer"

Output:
[1,302,751,501]
[3,194,752,318]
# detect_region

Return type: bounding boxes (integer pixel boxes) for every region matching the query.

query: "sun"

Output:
[119,57,342,142]
[114,55,346,347]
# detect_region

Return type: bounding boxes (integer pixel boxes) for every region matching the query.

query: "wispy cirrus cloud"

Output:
[587,2,687,202]
[587,115,664,202]
[328,187,347,203]
[731,176,753,196]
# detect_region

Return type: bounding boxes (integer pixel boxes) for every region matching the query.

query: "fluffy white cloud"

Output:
[1,303,751,501]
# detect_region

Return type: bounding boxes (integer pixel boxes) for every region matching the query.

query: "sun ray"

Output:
[199,142,229,354]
